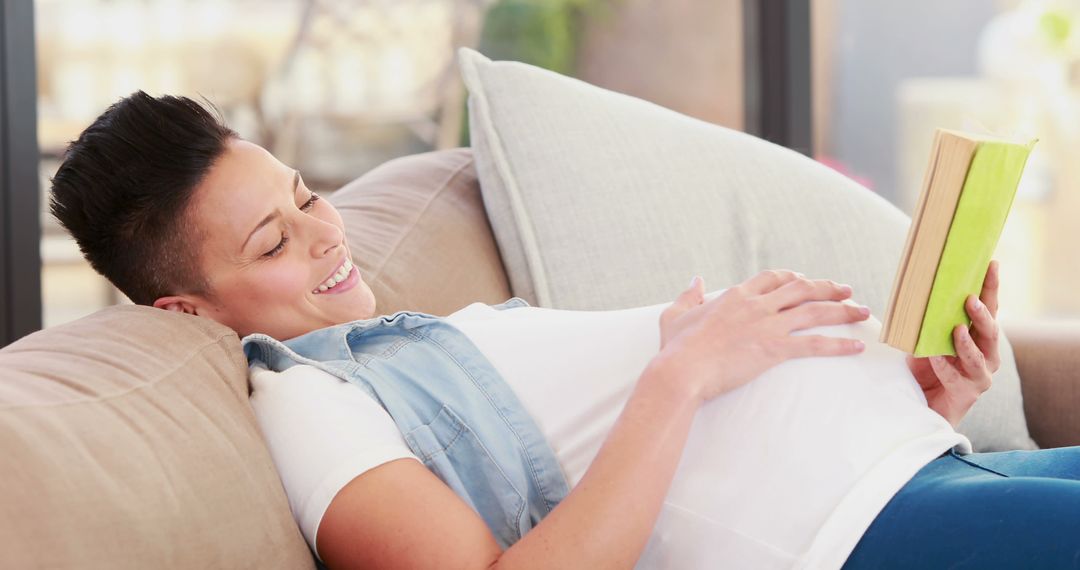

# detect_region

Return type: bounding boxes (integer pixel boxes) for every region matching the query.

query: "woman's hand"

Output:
[906,260,1002,428]
[657,270,870,404]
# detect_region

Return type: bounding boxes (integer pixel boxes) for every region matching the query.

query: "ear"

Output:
[152,295,201,315]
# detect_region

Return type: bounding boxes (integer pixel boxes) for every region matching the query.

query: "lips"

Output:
[312,257,354,294]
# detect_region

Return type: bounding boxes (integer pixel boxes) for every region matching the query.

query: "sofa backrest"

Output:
[0,147,513,567]
[330,147,514,316]
[0,305,314,569]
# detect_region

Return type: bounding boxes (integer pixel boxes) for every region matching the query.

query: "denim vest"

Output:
[241,298,569,548]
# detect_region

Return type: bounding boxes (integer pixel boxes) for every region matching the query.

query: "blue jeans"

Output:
[842,445,1080,569]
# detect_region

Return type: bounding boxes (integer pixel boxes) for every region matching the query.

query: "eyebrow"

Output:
[241,170,301,253]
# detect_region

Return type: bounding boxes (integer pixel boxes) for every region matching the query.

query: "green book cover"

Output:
[914,138,1037,357]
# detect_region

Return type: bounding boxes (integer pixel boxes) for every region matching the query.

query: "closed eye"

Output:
[301,192,320,212]
[264,235,289,258]
[263,192,322,258]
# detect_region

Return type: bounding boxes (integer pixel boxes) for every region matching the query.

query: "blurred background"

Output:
[3,0,1079,337]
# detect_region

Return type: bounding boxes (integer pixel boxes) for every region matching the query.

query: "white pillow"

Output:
[457,47,1036,452]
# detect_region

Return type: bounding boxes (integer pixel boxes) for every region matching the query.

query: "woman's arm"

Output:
[316,355,695,570]
[492,354,698,568]
[317,271,867,569]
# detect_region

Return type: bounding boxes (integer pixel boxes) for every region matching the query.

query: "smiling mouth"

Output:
[312,258,354,293]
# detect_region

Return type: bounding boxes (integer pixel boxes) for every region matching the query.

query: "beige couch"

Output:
[1,148,1077,569]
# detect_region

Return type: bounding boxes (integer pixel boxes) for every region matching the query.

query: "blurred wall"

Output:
[820,0,997,205]
[575,0,744,131]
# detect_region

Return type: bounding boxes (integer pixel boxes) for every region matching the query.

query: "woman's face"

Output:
[153,138,377,340]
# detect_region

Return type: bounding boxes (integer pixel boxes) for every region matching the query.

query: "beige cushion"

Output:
[0,306,314,569]
[330,147,512,316]
[457,47,1037,452]
[1007,319,1080,448]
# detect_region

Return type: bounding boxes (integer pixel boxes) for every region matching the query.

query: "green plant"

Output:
[459,0,617,145]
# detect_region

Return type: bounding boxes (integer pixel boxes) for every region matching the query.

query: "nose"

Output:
[307,217,344,258]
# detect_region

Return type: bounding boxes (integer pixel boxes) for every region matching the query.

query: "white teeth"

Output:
[313,258,354,294]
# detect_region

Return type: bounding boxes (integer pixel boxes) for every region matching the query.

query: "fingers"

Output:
[778,334,865,359]
[952,324,993,392]
[760,275,853,312]
[980,259,999,318]
[660,276,708,347]
[928,354,964,387]
[778,300,870,332]
[739,269,803,296]
[685,275,705,303]
[672,275,705,304]
[931,331,993,398]
[965,294,1001,372]
[663,276,706,318]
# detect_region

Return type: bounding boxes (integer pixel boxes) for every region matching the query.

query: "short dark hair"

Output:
[50,91,237,306]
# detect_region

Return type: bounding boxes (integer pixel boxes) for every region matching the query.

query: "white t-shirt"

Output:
[249,291,970,569]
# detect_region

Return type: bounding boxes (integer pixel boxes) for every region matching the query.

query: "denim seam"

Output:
[440,408,528,541]
[409,407,466,463]
[380,335,415,359]
[341,361,380,401]
[949,451,1010,478]
[420,329,533,483]
[419,328,553,511]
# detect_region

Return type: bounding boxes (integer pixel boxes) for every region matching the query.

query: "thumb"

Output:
[682,275,705,305]
[662,276,706,338]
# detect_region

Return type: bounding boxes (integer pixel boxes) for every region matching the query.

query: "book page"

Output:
[880,131,942,342]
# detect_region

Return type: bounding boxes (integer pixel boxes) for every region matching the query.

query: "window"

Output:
[813,0,1080,320]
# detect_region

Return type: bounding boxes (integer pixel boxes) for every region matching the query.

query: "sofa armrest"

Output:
[1003,319,1080,449]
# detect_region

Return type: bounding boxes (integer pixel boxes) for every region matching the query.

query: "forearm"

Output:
[493,353,700,569]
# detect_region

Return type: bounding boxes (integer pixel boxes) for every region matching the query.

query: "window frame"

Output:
[743,0,812,156]
[1,0,42,347]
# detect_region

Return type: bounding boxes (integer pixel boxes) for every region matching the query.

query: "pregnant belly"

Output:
[449,292,967,567]
[647,313,967,566]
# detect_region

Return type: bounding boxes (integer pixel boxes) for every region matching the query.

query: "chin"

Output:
[330,301,376,326]
[352,283,378,320]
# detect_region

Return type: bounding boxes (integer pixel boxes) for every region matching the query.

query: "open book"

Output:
[879,128,1037,357]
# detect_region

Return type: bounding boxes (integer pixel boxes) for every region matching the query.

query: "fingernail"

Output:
[840,284,853,294]
[859,306,870,316]
[854,340,865,350]
[689,276,700,288]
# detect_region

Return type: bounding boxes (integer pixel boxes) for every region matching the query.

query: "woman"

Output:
[50,92,1080,569]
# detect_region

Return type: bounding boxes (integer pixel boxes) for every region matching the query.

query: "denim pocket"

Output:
[405,404,528,547]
